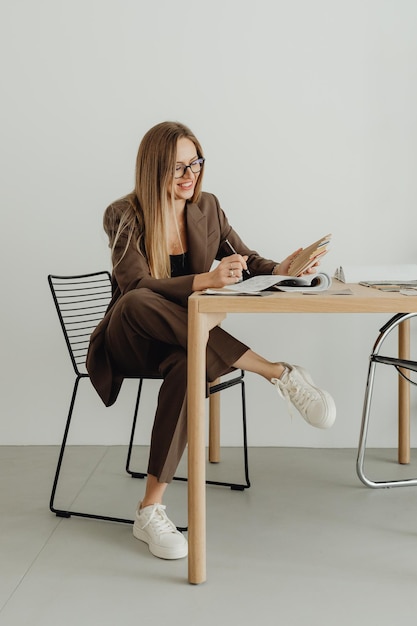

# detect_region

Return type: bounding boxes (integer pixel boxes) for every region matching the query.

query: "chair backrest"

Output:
[48,271,112,375]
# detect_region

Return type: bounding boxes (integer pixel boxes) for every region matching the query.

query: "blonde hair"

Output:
[105,121,204,278]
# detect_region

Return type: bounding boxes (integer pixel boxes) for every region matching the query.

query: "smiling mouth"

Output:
[179,182,193,190]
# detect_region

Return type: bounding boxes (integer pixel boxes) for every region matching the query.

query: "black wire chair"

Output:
[48,271,250,527]
[357,312,417,488]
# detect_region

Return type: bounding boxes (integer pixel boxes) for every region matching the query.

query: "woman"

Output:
[86,121,336,561]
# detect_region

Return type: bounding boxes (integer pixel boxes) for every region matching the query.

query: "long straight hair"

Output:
[105,121,204,278]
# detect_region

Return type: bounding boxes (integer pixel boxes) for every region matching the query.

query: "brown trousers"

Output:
[105,288,249,483]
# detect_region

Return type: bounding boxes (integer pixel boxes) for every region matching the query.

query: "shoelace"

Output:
[275,373,315,419]
[139,504,177,535]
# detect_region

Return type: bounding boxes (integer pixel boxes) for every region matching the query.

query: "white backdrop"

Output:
[1,0,416,447]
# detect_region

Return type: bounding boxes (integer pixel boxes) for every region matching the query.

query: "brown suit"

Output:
[86,192,277,481]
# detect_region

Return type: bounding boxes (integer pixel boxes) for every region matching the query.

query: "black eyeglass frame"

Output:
[174,157,205,179]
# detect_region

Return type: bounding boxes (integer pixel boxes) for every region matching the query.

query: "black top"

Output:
[170,253,190,277]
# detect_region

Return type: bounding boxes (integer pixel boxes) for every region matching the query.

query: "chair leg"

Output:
[356,359,379,488]
[126,374,251,490]
[125,379,146,479]
[50,376,81,518]
[50,376,134,525]
[202,374,250,490]
[240,379,251,489]
[356,357,417,489]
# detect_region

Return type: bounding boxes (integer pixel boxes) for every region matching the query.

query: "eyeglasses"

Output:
[174,157,205,179]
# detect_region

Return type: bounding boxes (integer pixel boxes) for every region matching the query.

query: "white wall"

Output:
[1,0,416,447]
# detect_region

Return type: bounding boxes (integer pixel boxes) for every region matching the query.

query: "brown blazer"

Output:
[86,192,277,406]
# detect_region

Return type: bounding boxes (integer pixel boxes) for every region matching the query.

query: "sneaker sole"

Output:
[133,523,188,560]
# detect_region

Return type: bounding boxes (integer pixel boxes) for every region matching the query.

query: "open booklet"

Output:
[204,272,332,295]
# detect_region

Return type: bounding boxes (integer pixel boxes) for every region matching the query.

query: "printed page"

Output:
[204,273,328,295]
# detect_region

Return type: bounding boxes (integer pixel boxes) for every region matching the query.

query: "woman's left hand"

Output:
[274,248,320,276]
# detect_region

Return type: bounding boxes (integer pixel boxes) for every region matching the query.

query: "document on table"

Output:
[204,273,332,295]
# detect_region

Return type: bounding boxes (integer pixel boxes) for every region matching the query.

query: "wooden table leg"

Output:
[187,300,208,584]
[398,319,410,464]
[187,300,226,585]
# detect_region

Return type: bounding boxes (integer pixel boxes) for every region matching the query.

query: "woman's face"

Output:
[172,137,200,206]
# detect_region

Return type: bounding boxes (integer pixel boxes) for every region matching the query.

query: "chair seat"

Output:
[372,354,417,374]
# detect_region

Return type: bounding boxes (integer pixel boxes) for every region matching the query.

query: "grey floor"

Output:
[2,445,417,626]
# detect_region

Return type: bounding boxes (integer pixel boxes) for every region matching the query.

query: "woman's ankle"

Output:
[269,362,288,382]
[140,499,162,510]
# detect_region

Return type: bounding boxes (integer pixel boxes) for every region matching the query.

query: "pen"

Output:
[224,239,251,276]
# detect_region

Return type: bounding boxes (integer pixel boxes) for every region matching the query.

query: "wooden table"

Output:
[187,281,417,584]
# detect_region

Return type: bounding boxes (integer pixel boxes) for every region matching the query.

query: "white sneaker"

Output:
[272,363,336,429]
[133,503,188,560]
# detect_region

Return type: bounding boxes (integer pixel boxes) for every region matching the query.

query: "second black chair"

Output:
[357,312,417,488]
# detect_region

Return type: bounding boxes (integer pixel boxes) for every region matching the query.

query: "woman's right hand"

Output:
[192,254,248,291]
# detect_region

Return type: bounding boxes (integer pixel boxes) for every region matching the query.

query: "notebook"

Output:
[288,234,332,276]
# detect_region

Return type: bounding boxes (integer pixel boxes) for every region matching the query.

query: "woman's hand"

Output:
[274,249,320,277]
[192,254,248,291]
